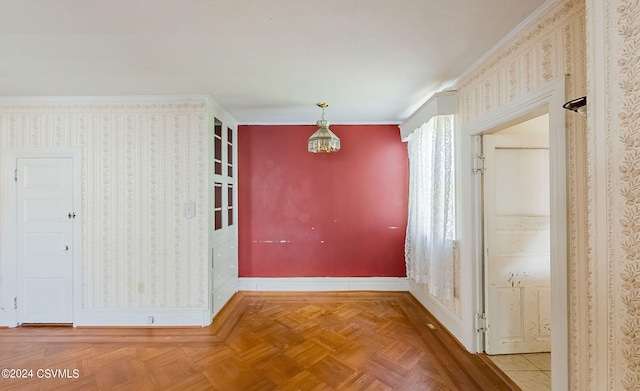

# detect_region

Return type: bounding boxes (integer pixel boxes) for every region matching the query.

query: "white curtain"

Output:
[405,115,455,300]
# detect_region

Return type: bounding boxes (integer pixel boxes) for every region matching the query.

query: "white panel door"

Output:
[16,158,74,324]
[483,134,551,355]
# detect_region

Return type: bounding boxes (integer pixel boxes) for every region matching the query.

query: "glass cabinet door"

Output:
[209,106,239,320]
[212,118,236,234]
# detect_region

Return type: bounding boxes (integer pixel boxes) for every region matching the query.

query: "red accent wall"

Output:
[238,124,408,277]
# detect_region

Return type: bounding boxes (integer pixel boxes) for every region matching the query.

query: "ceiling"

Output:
[0,0,548,124]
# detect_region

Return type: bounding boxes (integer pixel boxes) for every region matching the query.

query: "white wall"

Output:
[0,97,211,325]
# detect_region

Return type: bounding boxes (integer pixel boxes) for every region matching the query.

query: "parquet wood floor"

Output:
[0,291,518,390]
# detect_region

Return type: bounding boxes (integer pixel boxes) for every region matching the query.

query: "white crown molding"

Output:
[453,0,559,85]
[239,121,401,126]
[0,95,212,103]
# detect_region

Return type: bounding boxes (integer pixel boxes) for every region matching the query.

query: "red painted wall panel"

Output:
[238,124,408,277]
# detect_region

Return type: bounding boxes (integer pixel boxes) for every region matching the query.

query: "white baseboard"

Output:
[74,308,208,327]
[0,309,12,327]
[238,277,409,291]
[409,281,463,341]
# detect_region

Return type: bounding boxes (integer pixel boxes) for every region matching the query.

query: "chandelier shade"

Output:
[308,103,340,153]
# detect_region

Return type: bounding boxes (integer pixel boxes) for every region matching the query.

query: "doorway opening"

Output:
[482,114,552,391]
[461,77,567,390]
[1,149,81,327]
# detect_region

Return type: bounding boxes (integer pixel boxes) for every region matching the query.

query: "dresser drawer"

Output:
[213,258,237,288]
[212,239,236,268]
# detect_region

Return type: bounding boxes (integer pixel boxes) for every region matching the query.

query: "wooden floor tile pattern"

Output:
[0,291,517,390]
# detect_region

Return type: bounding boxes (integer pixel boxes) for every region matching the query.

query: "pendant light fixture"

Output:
[308,102,340,153]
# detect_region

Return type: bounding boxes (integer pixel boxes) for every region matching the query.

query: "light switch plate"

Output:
[184,200,196,219]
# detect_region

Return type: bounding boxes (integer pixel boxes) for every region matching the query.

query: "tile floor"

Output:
[488,352,551,391]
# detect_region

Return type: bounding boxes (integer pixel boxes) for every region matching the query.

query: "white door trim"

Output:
[1,148,82,327]
[459,76,567,391]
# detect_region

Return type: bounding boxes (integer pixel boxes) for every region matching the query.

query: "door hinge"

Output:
[473,154,485,174]
[14,297,17,310]
[475,312,487,333]
[14,169,17,182]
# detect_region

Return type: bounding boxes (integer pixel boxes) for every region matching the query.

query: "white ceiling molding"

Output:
[452,0,558,85]
[399,91,457,141]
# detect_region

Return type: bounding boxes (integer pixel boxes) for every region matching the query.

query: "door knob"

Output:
[64,246,69,251]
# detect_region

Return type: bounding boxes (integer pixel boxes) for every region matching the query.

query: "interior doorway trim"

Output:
[460,76,567,391]
[1,148,82,327]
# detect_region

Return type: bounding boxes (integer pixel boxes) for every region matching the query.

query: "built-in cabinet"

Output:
[208,101,238,318]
